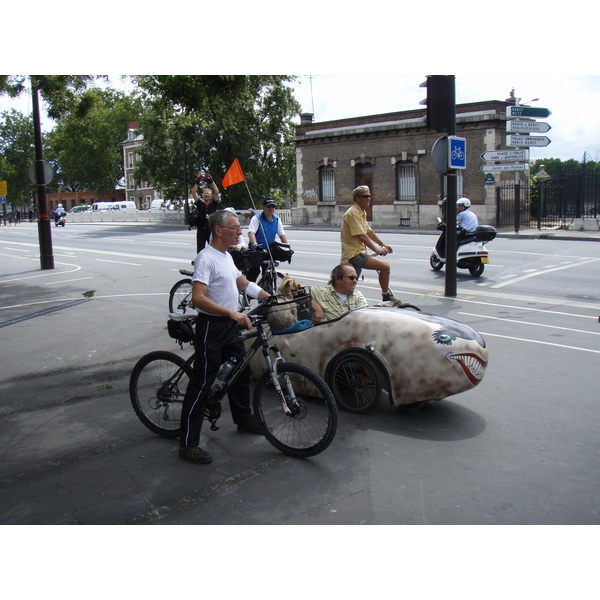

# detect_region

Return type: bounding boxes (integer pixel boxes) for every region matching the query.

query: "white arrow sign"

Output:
[507,121,551,133]
[481,149,529,161]
[506,135,551,147]
[481,164,528,172]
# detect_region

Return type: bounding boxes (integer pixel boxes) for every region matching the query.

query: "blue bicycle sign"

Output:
[448,136,467,169]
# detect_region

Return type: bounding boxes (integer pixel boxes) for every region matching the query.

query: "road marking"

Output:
[44,277,95,285]
[480,331,600,354]
[459,312,600,336]
[491,257,600,289]
[96,258,143,266]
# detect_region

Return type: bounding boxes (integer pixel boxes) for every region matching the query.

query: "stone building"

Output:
[122,121,161,209]
[293,98,524,228]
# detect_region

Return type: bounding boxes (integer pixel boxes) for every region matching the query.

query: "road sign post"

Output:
[448,136,466,169]
[506,106,552,118]
[481,149,529,161]
[481,164,528,172]
[507,121,551,133]
[506,135,551,147]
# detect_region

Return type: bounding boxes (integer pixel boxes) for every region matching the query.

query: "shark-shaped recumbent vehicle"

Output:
[247,305,488,413]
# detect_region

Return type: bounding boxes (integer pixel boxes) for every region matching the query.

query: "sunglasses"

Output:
[358,194,371,198]
[342,275,359,281]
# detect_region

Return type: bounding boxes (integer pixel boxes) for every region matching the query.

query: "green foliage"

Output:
[46,88,143,195]
[0,109,36,206]
[133,76,300,207]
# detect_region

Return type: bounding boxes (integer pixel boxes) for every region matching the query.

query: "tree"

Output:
[0,109,36,207]
[133,76,300,206]
[46,88,143,196]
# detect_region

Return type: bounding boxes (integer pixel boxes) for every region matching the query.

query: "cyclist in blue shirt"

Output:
[247,198,289,282]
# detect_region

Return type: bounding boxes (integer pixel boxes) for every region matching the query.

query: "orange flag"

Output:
[222,159,245,189]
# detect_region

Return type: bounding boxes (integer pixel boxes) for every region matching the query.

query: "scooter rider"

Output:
[456,197,478,236]
[437,197,478,258]
[54,203,65,224]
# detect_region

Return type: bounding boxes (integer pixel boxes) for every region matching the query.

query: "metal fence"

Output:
[496,171,600,230]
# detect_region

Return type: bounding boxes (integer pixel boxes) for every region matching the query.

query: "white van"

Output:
[109,201,137,212]
[150,199,167,212]
[90,202,114,212]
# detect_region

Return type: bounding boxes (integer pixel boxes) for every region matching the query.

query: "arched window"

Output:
[319,165,335,202]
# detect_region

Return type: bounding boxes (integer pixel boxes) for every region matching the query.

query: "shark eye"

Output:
[433,331,453,345]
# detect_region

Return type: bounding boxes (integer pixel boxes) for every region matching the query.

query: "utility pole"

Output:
[31,81,54,270]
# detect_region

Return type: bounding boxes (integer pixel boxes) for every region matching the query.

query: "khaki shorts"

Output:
[348,252,370,277]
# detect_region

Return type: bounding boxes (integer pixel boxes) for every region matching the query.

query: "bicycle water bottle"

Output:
[212,358,237,392]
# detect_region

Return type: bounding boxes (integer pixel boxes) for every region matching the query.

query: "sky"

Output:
[3,74,598,165]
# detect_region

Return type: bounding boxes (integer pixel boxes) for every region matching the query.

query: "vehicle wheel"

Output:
[169,279,193,314]
[129,351,192,438]
[253,362,338,458]
[468,261,484,277]
[430,253,444,271]
[327,351,382,413]
[258,270,284,295]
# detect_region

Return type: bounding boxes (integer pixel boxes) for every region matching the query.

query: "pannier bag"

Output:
[269,241,294,263]
[167,318,194,343]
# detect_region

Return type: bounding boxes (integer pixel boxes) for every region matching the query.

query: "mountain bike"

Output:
[129,293,338,458]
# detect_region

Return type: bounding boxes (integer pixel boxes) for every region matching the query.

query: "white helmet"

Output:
[57,203,63,208]
[224,207,236,213]
[457,197,471,208]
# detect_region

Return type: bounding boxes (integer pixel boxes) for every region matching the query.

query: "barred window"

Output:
[396,161,417,201]
[319,165,336,202]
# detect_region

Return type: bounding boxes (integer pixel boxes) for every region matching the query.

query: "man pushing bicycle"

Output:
[179,210,270,465]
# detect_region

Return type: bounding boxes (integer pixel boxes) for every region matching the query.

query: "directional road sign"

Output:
[506,134,551,147]
[506,106,552,118]
[507,120,551,133]
[481,149,529,161]
[448,136,467,169]
[480,164,528,172]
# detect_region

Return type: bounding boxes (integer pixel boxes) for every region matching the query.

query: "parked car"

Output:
[247,304,489,413]
[68,205,90,213]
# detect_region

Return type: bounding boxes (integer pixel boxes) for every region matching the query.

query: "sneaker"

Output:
[179,446,213,464]
[381,291,397,302]
[237,415,264,435]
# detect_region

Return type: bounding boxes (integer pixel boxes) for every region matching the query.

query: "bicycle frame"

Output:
[169,315,297,431]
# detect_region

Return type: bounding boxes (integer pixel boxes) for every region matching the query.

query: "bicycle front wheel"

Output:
[129,351,192,438]
[258,270,284,295]
[169,279,193,314]
[253,362,338,458]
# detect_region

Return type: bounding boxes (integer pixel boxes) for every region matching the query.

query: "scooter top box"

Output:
[474,225,496,242]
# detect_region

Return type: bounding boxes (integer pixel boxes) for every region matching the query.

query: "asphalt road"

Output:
[1,221,599,528]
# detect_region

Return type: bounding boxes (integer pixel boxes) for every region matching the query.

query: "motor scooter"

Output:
[430,218,496,277]
[55,213,66,227]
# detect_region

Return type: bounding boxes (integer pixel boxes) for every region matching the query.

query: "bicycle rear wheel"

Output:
[253,362,338,458]
[129,350,192,438]
[169,279,193,314]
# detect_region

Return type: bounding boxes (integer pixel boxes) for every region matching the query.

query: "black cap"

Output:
[263,198,276,206]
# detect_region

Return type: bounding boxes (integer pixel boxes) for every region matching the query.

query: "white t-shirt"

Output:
[192,245,241,314]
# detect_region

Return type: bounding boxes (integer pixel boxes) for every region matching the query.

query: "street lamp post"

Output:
[31,81,54,270]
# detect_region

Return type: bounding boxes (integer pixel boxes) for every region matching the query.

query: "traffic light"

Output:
[420,75,455,132]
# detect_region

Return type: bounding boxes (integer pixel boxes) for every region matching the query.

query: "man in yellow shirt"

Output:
[340,185,397,302]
